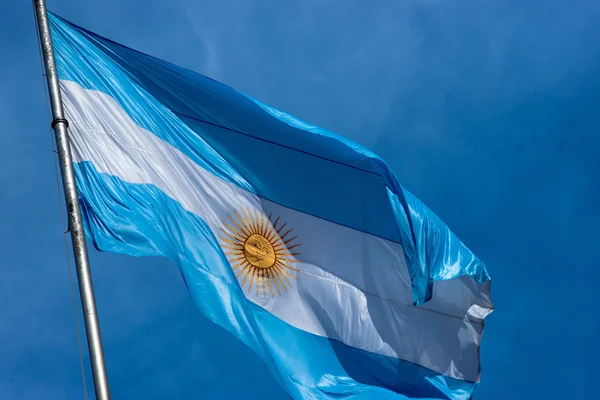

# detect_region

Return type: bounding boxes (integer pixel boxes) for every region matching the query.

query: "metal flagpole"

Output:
[33,1,111,399]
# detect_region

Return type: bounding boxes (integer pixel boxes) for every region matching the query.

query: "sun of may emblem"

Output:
[219,209,301,297]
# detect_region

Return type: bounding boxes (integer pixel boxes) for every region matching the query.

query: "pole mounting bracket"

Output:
[51,117,69,129]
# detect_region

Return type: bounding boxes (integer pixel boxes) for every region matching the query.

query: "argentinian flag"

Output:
[49,12,492,400]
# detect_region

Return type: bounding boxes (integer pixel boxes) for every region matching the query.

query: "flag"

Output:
[49,12,492,400]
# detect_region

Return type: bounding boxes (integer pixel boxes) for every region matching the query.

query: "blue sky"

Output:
[1,0,599,399]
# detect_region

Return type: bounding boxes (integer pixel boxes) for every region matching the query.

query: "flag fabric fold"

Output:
[49,12,492,400]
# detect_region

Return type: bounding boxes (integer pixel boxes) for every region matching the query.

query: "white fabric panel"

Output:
[61,79,485,381]
[423,277,493,322]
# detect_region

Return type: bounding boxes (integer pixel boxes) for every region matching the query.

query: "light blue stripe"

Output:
[74,161,475,400]
[50,12,489,306]
[48,13,253,195]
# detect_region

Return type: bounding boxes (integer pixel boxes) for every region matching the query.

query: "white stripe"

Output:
[61,79,488,381]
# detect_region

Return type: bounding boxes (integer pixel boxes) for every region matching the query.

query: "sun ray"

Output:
[220,237,242,248]
[276,246,298,254]
[272,264,294,287]
[275,260,300,274]
[266,269,277,296]
[255,268,261,296]
[260,269,267,297]
[276,222,287,235]
[271,236,284,247]
[276,259,299,271]
[222,224,247,243]
[232,260,251,273]
[254,268,260,295]
[265,213,273,239]
[276,243,301,252]
[259,269,264,297]
[228,255,247,265]
[276,258,298,271]
[254,208,265,236]
[248,268,257,291]
[279,228,294,241]
[257,268,264,294]
[220,241,243,250]
[272,268,289,292]
[265,216,278,240]
[276,253,302,262]
[231,260,249,271]
[278,270,297,285]
[240,208,255,233]
[282,236,299,246]
[245,208,255,232]
[271,230,295,247]
[222,243,244,252]
[262,213,270,237]
[238,263,253,284]
[263,212,270,237]
[227,254,244,261]
[249,209,260,233]
[272,216,281,231]
[258,211,265,236]
[273,240,299,252]
[280,258,301,263]
[226,248,245,257]
[251,208,262,234]
[230,214,252,238]
[248,208,256,233]
[277,250,302,257]
[222,221,244,238]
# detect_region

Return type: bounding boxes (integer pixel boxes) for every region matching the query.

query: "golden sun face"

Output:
[219,209,301,297]
[244,234,276,268]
